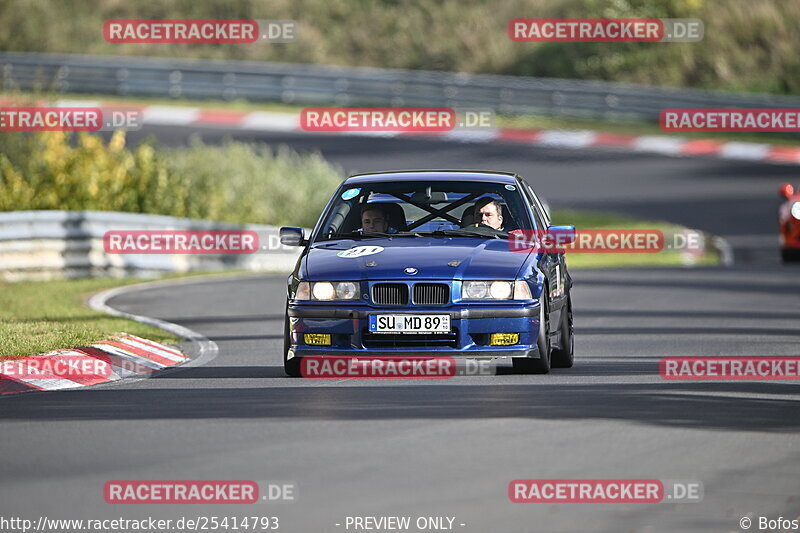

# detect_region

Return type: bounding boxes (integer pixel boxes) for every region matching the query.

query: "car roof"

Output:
[344,170,519,185]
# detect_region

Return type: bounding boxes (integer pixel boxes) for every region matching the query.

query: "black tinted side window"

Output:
[518,179,546,230]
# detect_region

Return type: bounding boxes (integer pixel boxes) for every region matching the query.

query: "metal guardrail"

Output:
[0,210,303,281]
[3,51,800,122]
[0,211,727,281]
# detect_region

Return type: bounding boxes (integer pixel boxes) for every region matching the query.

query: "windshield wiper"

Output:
[320,231,411,241]
[426,229,504,239]
[321,232,363,240]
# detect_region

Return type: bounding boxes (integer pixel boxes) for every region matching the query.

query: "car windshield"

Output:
[314,179,535,242]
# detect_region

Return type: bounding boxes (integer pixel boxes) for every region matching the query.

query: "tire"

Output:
[551,294,574,368]
[513,294,551,374]
[283,310,302,377]
[781,248,800,263]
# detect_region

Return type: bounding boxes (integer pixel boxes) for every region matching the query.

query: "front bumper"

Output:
[286,302,542,359]
[781,219,800,250]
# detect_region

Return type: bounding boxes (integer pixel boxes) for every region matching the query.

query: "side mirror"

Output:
[779,183,794,199]
[280,227,305,246]
[547,225,576,245]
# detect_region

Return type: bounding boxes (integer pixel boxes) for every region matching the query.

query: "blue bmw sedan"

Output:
[279,170,575,376]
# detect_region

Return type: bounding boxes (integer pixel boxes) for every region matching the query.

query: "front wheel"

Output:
[513,295,551,374]
[551,294,574,368]
[781,248,800,263]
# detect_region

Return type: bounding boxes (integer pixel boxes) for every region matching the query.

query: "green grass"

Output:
[549,208,720,268]
[551,208,677,229]
[564,250,719,269]
[0,276,187,360]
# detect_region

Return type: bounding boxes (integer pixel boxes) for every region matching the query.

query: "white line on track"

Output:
[85,275,229,385]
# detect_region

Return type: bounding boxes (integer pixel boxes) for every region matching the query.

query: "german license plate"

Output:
[369,314,451,334]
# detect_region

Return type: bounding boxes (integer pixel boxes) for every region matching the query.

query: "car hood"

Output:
[302,237,532,281]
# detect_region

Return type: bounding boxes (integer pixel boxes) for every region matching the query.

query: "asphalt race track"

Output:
[2,126,799,532]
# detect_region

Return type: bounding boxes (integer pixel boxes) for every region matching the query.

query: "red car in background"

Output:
[779,183,800,262]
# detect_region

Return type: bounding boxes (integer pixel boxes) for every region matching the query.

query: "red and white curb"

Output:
[0,334,187,395]
[57,99,800,166]
[1,275,224,396]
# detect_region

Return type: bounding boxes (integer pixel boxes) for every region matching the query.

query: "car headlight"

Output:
[296,281,359,301]
[463,281,491,299]
[335,281,359,300]
[313,282,336,300]
[462,281,532,300]
[792,202,800,220]
[490,281,512,299]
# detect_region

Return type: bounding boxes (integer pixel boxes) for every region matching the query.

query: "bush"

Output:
[163,136,343,226]
[0,130,343,227]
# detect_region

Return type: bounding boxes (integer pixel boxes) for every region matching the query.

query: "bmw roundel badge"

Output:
[404,267,418,275]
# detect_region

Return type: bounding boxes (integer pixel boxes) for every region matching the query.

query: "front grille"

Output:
[413,283,449,305]
[362,330,459,348]
[372,283,409,306]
